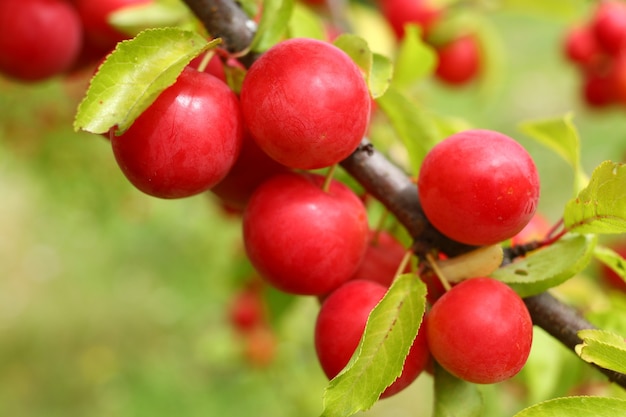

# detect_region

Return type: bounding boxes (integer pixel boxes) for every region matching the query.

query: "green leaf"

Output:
[564,161,626,234]
[333,34,393,99]
[576,329,626,374]
[109,2,192,35]
[74,28,215,135]
[334,34,370,70]
[375,86,443,175]
[513,396,626,417]
[320,274,427,417]
[250,0,294,52]
[490,234,597,297]
[287,3,325,41]
[392,24,437,88]
[594,244,626,285]
[433,364,483,417]
[370,53,393,99]
[519,113,588,195]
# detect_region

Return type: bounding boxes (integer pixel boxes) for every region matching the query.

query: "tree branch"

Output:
[340,141,477,257]
[524,292,626,387]
[342,144,626,388]
[182,0,256,54]
[180,0,626,390]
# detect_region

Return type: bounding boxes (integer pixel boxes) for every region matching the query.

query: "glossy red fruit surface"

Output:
[608,52,626,103]
[592,0,626,55]
[564,25,603,67]
[239,38,371,170]
[243,172,369,295]
[349,230,409,288]
[0,0,83,82]
[582,70,616,108]
[111,67,243,199]
[76,0,152,50]
[418,129,540,246]
[419,269,448,306]
[189,52,231,83]
[435,35,481,85]
[378,0,441,39]
[315,280,430,398]
[511,212,551,246]
[426,277,533,384]
[229,282,267,333]
[210,131,290,212]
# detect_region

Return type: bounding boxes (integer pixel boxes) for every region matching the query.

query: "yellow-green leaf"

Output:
[250,0,294,52]
[320,274,427,417]
[287,3,325,41]
[576,329,626,374]
[392,24,436,88]
[519,113,588,195]
[491,234,597,297]
[375,86,441,174]
[513,396,626,417]
[334,34,393,99]
[74,28,215,135]
[564,161,626,234]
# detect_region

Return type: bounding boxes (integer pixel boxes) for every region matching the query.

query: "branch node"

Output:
[359,142,375,156]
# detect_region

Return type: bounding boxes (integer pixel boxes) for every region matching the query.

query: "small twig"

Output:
[502,241,541,265]
[539,228,569,248]
[425,252,452,292]
[547,217,565,239]
[502,229,568,265]
[195,50,214,72]
[322,164,337,193]
[393,249,415,283]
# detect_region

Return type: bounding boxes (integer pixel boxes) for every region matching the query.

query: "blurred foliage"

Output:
[1,1,626,417]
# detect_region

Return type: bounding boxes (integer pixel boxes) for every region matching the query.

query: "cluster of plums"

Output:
[564,0,626,108]
[312,128,538,393]
[1,0,538,391]
[0,0,539,388]
[376,0,482,85]
[95,32,540,395]
[7,0,624,404]
[0,0,152,83]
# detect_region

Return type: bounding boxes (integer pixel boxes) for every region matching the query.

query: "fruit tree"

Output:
[2,0,626,416]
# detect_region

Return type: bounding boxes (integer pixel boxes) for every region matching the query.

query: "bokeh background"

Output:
[1,1,626,416]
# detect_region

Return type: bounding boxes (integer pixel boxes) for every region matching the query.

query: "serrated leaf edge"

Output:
[74,28,215,135]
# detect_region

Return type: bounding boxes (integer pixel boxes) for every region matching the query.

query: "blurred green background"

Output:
[1,2,626,417]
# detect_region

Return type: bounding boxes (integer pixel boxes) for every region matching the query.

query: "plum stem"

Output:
[426,252,452,292]
[322,164,338,193]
